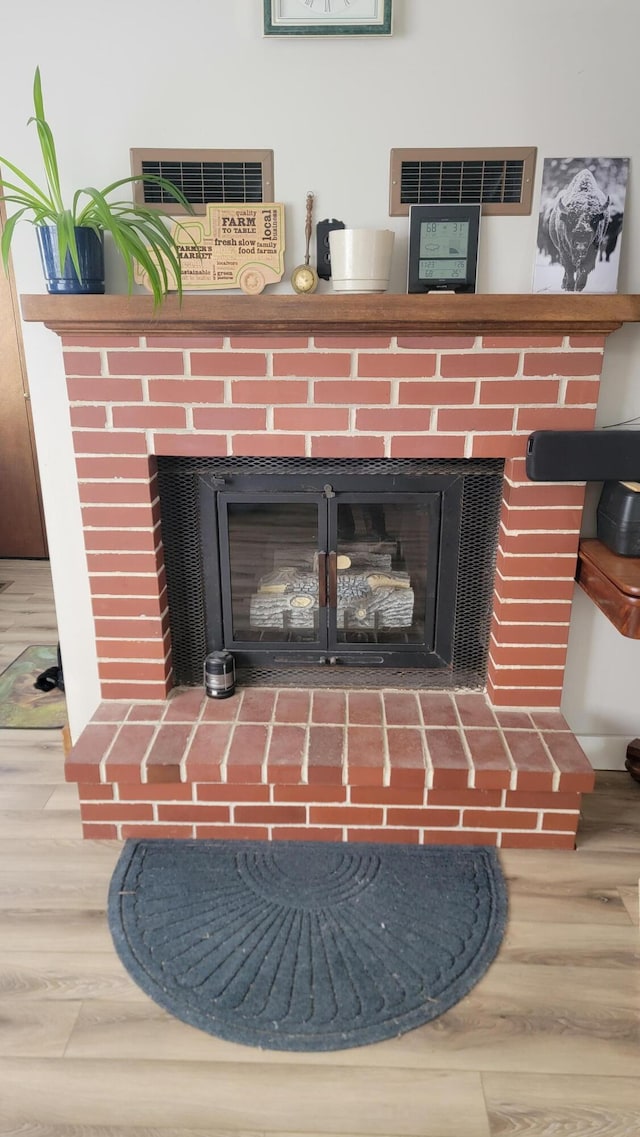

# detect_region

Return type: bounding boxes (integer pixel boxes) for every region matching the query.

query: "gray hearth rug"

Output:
[108,840,508,1052]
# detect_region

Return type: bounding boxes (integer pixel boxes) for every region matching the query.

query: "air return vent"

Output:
[390,147,536,216]
[130,149,274,215]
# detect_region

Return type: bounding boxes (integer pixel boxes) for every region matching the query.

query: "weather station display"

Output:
[419,221,469,260]
[419,222,469,280]
[419,257,468,280]
[408,206,480,294]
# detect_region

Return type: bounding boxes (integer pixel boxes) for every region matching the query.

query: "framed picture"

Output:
[533,157,629,294]
[263,0,393,37]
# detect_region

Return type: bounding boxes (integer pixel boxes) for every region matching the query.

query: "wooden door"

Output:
[0,199,48,557]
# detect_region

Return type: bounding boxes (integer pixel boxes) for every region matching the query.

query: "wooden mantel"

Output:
[20,292,640,337]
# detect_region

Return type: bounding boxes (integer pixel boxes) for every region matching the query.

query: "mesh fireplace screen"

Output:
[157,456,504,690]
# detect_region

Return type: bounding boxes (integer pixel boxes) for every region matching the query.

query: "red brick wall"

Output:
[61,331,605,708]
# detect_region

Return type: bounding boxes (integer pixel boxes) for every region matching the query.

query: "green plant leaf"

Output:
[0,66,188,303]
[100,173,194,215]
[55,209,82,278]
[32,66,45,120]
[29,68,64,212]
[0,187,54,224]
[0,157,54,213]
[77,185,182,306]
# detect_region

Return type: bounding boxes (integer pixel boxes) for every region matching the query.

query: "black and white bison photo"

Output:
[534,157,628,294]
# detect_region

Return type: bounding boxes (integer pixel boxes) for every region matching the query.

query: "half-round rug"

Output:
[108,839,508,1052]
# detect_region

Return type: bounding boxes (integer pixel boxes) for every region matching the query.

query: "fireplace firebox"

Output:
[158,457,503,689]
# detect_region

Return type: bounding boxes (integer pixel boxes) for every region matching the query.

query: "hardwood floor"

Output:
[0,558,638,1137]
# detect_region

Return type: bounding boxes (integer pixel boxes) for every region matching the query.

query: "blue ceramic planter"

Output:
[36,225,105,294]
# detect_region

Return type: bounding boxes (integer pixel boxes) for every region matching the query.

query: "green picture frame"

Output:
[263,0,393,37]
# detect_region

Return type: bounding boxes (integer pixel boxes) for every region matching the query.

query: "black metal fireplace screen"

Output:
[157,456,503,690]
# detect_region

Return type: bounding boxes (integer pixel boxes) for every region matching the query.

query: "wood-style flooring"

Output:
[0,557,638,1137]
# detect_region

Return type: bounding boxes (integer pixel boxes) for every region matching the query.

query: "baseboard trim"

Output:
[575,734,631,770]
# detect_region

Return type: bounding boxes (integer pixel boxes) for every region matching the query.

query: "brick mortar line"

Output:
[500,545,582,554]
[489,639,570,651]
[77,477,155,485]
[95,653,171,667]
[118,718,571,730]
[451,700,475,789]
[85,818,578,841]
[97,719,130,786]
[73,425,593,442]
[83,521,161,533]
[178,697,209,786]
[339,721,348,787]
[536,731,564,792]
[490,718,518,790]
[260,721,275,786]
[77,389,604,408]
[493,600,574,611]
[137,719,165,786]
[218,695,245,783]
[488,678,567,689]
[494,570,577,583]
[87,807,579,824]
[492,617,571,628]
[69,393,597,409]
[380,698,392,789]
[90,541,164,559]
[414,696,434,791]
[503,476,586,487]
[502,498,586,502]
[299,699,313,785]
[88,566,164,576]
[500,526,582,535]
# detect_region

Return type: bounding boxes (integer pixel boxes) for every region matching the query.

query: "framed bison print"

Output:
[533,157,629,293]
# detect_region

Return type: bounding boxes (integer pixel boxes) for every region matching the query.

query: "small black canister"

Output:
[204,651,236,699]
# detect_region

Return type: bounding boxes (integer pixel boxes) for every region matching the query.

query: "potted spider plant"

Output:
[0,67,191,304]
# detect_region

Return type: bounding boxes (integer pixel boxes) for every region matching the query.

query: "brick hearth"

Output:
[68,689,593,848]
[23,293,637,846]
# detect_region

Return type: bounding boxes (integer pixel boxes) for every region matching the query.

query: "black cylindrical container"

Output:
[204,651,236,699]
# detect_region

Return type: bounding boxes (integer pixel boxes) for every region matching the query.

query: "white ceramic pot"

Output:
[329,228,395,293]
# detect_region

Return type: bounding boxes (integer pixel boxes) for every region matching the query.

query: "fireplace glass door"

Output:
[211,483,455,670]
[219,493,327,649]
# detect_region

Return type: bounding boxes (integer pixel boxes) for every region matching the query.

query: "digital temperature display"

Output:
[408,205,480,294]
[419,258,468,281]
[419,221,469,261]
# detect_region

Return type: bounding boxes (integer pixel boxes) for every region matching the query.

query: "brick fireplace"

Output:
[23,292,640,847]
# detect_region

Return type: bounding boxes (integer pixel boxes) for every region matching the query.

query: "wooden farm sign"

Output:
[139,203,286,295]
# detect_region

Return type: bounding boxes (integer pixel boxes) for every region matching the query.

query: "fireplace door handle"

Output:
[327,550,338,610]
[317,552,327,608]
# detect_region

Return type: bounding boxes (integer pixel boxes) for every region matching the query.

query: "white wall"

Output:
[3,0,640,752]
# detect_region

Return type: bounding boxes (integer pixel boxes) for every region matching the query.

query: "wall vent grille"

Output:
[390,148,536,216]
[130,149,274,215]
